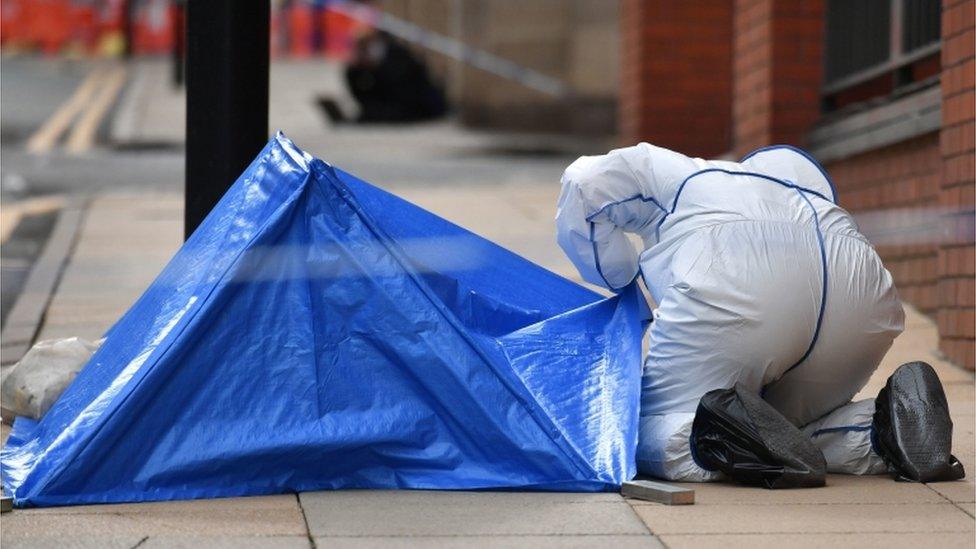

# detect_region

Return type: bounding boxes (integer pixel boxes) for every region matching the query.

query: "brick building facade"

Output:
[620,1,732,156]
[622,0,975,369]
[385,0,621,135]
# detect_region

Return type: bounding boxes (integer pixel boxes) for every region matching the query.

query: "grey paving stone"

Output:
[958,503,975,519]
[299,491,648,537]
[621,479,694,505]
[628,474,945,506]
[928,478,976,503]
[140,536,311,548]
[633,502,976,535]
[2,504,307,537]
[315,535,662,548]
[660,532,976,549]
[0,535,146,549]
[952,419,975,468]
[303,491,623,506]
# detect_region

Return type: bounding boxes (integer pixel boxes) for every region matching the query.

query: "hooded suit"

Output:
[556,143,904,480]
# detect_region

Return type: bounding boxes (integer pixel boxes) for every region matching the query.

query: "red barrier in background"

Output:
[1,0,122,53]
[131,0,174,54]
[0,1,26,45]
[69,3,98,52]
[29,0,72,54]
[287,2,315,58]
[323,7,360,61]
[0,0,372,58]
[271,8,282,58]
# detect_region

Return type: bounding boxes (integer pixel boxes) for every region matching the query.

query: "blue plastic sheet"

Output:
[2,133,648,507]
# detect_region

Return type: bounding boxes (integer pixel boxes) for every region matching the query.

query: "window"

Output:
[822,0,941,113]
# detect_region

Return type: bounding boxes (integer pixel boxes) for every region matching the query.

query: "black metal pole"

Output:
[171,0,185,89]
[185,0,270,240]
[122,0,134,58]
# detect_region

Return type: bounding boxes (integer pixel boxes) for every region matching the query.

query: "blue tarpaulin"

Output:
[2,133,648,507]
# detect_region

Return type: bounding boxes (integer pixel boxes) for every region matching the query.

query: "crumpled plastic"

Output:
[873,361,966,482]
[691,384,827,489]
[1,132,650,507]
[1,337,103,420]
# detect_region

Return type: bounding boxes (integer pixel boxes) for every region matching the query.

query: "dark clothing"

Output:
[345,35,447,123]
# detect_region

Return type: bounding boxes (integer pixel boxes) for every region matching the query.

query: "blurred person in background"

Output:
[320,28,447,124]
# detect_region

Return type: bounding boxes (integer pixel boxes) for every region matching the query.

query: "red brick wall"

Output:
[938,0,975,369]
[733,0,772,151]
[729,0,974,370]
[628,0,975,370]
[824,135,944,316]
[732,0,823,156]
[620,0,732,157]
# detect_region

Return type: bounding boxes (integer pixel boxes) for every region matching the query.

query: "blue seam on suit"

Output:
[811,425,872,437]
[652,168,830,387]
[739,144,838,203]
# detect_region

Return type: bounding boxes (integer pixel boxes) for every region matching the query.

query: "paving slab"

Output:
[632,502,975,534]
[299,491,650,537]
[929,478,976,503]
[140,536,311,548]
[944,381,976,418]
[952,419,976,469]
[627,474,945,506]
[621,479,695,505]
[1,513,164,538]
[0,535,146,549]
[303,491,624,506]
[2,497,307,537]
[659,532,976,549]
[314,535,662,548]
[33,195,181,342]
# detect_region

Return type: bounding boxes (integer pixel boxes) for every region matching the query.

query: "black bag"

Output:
[691,384,827,489]
[873,361,966,482]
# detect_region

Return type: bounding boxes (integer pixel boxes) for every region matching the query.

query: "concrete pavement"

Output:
[0,58,973,548]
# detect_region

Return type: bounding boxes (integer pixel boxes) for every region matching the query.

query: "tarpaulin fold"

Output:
[2,133,648,507]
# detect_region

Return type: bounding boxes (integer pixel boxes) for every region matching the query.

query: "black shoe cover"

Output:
[873,361,966,482]
[691,384,826,489]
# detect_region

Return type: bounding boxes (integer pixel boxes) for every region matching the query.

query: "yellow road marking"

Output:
[0,209,21,243]
[25,66,109,154]
[0,196,65,243]
[65,66,128,155]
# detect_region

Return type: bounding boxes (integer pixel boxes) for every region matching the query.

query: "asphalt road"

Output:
[1,57,183,204]
[0,57,182,331]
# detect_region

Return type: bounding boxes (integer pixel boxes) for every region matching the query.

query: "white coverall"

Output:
[556,144,905,481]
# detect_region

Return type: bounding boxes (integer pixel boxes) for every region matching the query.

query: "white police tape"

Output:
[330,2,569,97]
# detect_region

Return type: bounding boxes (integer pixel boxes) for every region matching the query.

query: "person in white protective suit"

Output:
[556,143,966,488]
